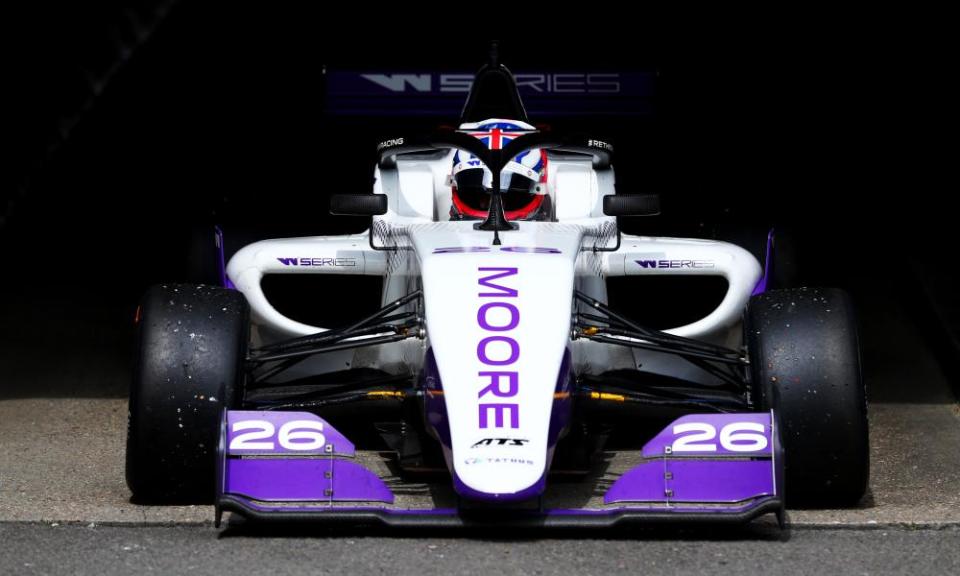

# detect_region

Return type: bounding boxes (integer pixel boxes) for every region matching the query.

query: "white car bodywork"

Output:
[225,149,762,499]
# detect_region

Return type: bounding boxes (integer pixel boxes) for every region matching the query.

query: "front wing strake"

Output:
[216,411,785,528]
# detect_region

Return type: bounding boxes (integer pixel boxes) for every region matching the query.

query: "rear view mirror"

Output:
[603,194,660,217]
[330,194,388,216]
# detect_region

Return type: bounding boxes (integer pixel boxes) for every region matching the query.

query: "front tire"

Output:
[746,287,869,507]
[126,284,249,503]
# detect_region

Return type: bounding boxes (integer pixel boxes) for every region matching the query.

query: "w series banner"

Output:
[325,70,655,117]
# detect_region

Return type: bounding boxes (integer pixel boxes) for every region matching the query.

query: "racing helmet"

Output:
[450,118,549,221]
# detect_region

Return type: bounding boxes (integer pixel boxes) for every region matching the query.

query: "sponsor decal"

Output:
[359,73,622,94]
[476,267,520,430]
[471,438,530,448]
[669,421,769,454]
[361,74,431,92]
[433,246,561,254]
[277,257,357,267]
[587,139,613,152]
[463,456,535,466]
[376,137,404,151]
[229,419,326,452]
[635,259,715,269]
[326,70,654,117]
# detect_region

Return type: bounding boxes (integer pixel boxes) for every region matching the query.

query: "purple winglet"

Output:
[605,412,777,505]
[752,228,775,296]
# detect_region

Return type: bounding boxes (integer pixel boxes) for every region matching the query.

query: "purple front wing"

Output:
[217,410,784,528]
[606,413,779,506]
[217,410,393,521]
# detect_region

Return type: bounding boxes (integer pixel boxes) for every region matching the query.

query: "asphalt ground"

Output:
[2,523,959,576]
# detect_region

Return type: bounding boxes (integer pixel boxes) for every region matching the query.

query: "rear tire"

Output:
[126,284,249,503]
[746,287,869,507]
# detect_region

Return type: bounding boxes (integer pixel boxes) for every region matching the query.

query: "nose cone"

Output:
[414,226,580,500]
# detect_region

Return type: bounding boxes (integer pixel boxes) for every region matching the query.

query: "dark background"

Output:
[1,3,955,396]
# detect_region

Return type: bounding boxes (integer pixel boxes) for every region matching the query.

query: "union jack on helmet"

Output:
[450,118,549,221]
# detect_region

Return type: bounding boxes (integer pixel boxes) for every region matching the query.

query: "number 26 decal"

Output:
[671,422,768,453]
[230,420,326,451]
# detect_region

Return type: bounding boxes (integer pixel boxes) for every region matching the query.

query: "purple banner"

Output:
[325,70,654,117]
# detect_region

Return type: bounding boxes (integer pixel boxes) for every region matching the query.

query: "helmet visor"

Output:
[454,169,538,211]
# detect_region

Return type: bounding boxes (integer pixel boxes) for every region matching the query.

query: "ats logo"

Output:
[471,438,530,448]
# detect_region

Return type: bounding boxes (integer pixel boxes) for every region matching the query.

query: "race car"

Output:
[126,52,869,528]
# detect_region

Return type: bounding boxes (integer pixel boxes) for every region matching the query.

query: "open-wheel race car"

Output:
[126,51,869,529]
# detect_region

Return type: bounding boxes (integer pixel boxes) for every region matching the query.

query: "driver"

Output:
[450,118,550,221]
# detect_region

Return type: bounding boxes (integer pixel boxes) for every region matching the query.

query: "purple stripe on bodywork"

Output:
[548,348,573,447]
[422,349,451,448]
[215,226,236,289]
[752,228,775,296]
[226,458,394,503]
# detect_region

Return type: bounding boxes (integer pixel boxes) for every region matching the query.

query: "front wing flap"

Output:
[216,410,784,528]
